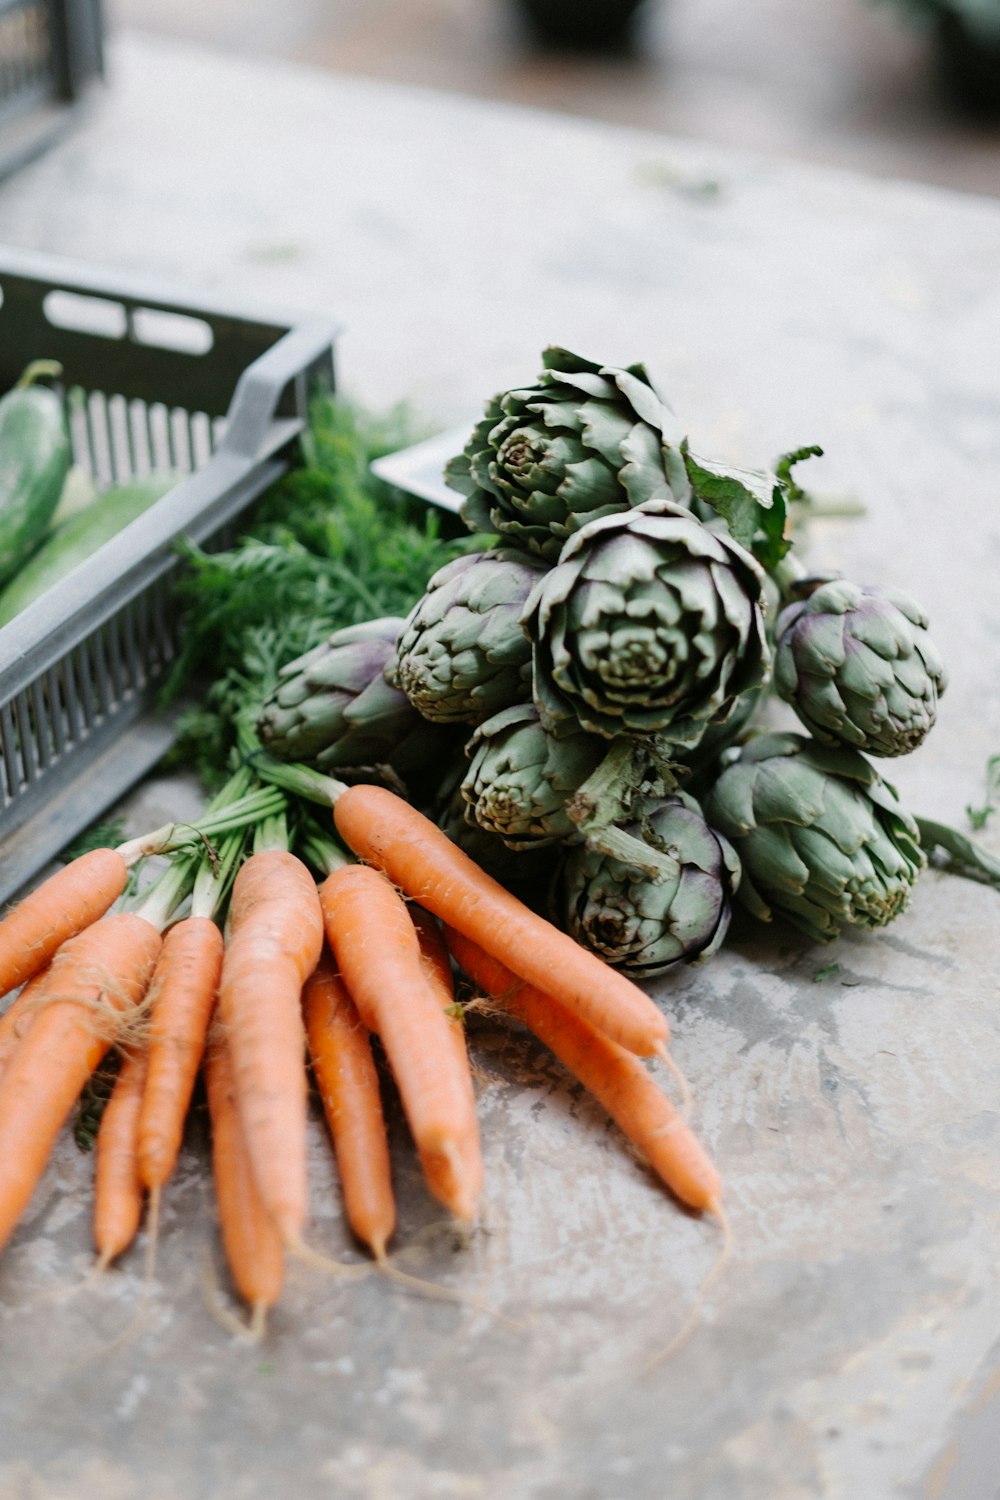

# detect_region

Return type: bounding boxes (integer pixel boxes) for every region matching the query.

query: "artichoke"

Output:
[391,549,547,724]
[522,499,770,747]
[461,703,607,849]
[774,579,947,757]
[257,618,451,778]
[440,783,559,895]
[704,731,924,941]
[554,791,741,979]
[444,346,690,561]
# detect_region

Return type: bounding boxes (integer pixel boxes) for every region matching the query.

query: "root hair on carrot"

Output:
[198,1247,272,1342]
[286,1235,371,1282]
[653,1042,693,1120]
[642,1200,734,1374]
[373,1248,521,1330]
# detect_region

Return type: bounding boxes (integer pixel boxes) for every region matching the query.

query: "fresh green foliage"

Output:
[967,754,1000,831]
[60,817,129,862]
[73,1056,120,1153]
[682,443,790,568]
[812,961,841,983]
[166,395,477,786]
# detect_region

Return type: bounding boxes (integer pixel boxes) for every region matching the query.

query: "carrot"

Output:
[0,848,129,1002]
[93,1048,149,1269]
[409,907,484,1213]
[445,928,722,1216]
[330,783,669,1060]
[204,1030,284,1332]
[217,848,324,1248]
[319,864,483,1224]
[303,952,396,1259]
[0,911,161,1250]
[0,970,46,1079]
[138,915,224,1193]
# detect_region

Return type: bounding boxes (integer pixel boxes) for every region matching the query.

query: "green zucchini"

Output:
[0,361,72,589]
[0,472,179,627]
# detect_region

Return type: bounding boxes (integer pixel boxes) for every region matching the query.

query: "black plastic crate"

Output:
[0,0,103,181]
[0,247,338,901]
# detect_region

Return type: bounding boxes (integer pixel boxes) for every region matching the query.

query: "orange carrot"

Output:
[446,928,722,1215]
[410,907,484,1212]
[204,1031,284,1328]
[303,952,396,1258]
[331,783,669,1059]
[0,848,129,1002]
[138,916,224,1193]
[217,849,324,1248]
[319,864,483,1224]
[93,1048,149,1268]
[0,970,46,1079]
[0,911,161,1250]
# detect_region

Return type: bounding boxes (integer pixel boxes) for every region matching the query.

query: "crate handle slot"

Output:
[42,289,128,339]
[130,307,214,356]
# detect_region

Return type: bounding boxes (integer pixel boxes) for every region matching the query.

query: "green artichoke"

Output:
[439,782,559,895]
[257,617,450,776]
[704,731,924,941]
[444,347,690,561]
[554,791,741,978]
[774,579,947,756]
[461,703,607,849]
[522,499,770,747]
[390,549,547,725]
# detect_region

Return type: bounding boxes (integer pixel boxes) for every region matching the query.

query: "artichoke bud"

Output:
[774,579,947,757]
[445,346,690,560]
[390,549,547,725]
[461,703,607,849]
[522,498,771,748]
[440,782,559,894]
[704,731,925,941]
[554,790,741,979]
[257,617,416,764]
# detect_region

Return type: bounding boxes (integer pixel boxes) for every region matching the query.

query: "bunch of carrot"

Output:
[0,756,724,1335]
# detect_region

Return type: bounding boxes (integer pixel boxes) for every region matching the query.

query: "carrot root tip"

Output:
[654,1043,694,1120]
[287,1236,370,1282]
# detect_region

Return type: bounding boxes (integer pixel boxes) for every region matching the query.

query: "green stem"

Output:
[297,819,353,878]
[915,817,1000,891]
[254,808,291,855]
[16,359,63,389]
[115,787,285,865]
[190,827,248,920]
[130,852,199,931]
[582,824,679,884]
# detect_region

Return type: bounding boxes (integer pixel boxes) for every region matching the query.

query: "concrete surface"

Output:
[109,0,1000,200]
[0,36,999,1500]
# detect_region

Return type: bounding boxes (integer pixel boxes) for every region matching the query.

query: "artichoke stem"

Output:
[582,824,679,885]
[914,817,1000,890]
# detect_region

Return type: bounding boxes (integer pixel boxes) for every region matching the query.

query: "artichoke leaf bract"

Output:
[773,578,947,757]
[704,732,925,942]
[445,347,690,560]
[554,790,741,978]
[522,498,771,749]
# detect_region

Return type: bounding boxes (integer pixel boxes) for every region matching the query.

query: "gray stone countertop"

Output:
[0,33,999,1500]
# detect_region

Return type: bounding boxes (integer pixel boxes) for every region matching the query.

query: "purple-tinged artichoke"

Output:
[704,732,924,942]
[554,790,740,978]
[773,579,947,757]
[522,499,770,748]
[460,703,607,850]
[390,549,547,724]
[444,347,690,561]
[257,617,452,778]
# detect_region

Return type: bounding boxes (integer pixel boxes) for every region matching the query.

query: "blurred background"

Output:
[109,0,1000,197]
